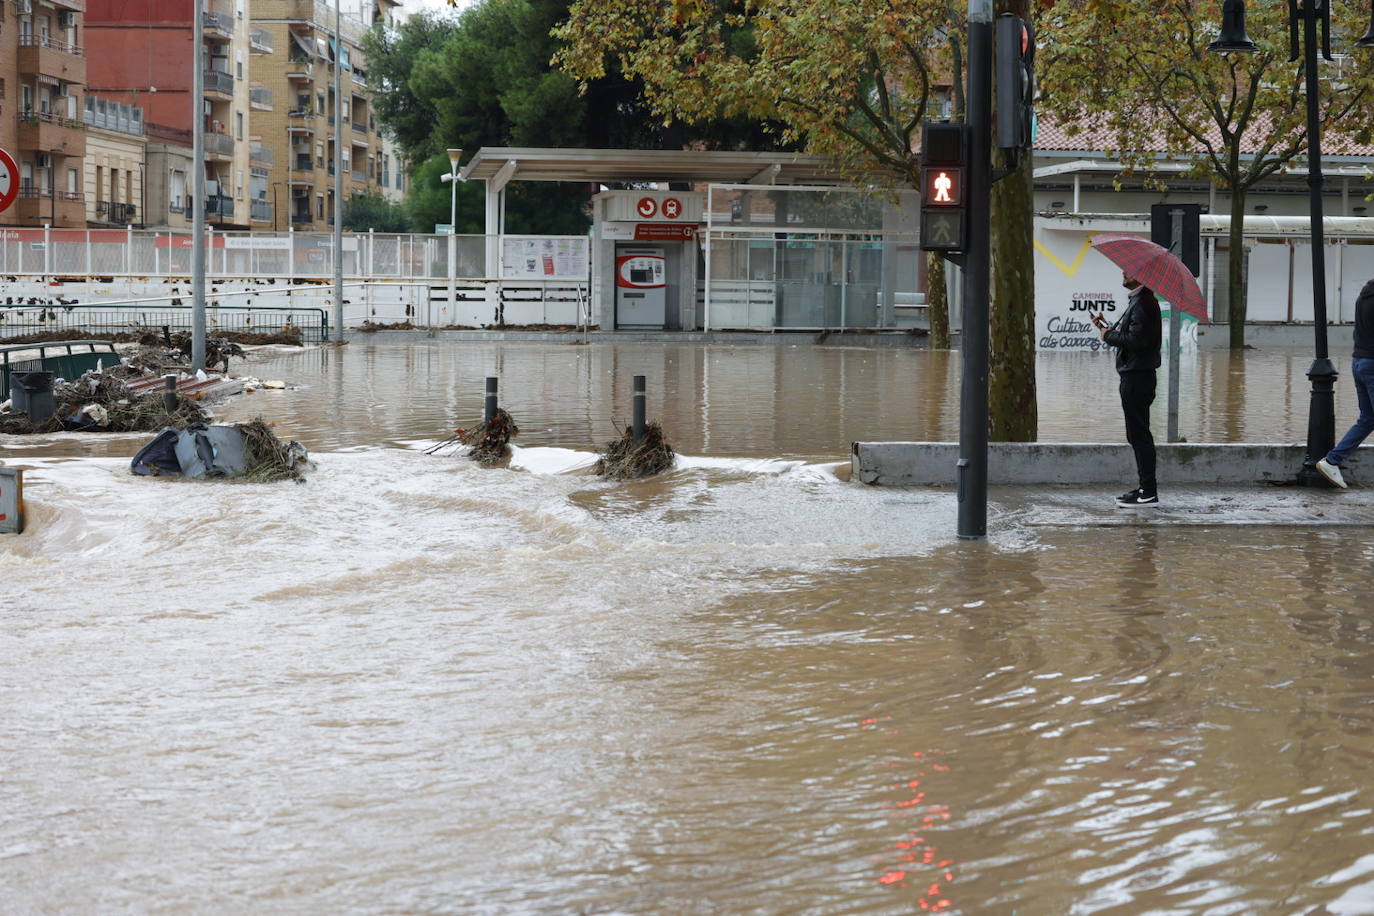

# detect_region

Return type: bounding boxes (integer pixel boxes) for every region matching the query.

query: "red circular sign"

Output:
[0,147,18,215]
[662,197,682,220]
[636,196,658,218]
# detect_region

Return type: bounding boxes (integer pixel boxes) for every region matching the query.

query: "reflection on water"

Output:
[4,342,1374,914]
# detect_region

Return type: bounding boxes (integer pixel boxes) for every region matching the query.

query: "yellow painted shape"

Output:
[1034,236,1094,278]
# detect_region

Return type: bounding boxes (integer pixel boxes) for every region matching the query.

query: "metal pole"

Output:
[1167,209,1183,442]
[632,374,646,443]
[191,0,206,372]
[1298,0,1338,485]
[448,175,457,323]
[484,376,498,424]
[958,0,993,541]
[332,0,344,343]
[162,374,178,412]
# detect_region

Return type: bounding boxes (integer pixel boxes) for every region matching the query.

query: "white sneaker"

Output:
[1317,458,1348,489]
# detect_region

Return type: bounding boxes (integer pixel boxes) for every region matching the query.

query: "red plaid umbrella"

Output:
[1090,233,1206,321]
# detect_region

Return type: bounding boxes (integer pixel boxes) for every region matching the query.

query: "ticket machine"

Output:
[614,247,667,327]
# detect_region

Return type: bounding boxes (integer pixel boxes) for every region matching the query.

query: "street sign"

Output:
[634,223,695,241]
[0,148,18,215]
[661,197,682,219]
[0,468,23,535]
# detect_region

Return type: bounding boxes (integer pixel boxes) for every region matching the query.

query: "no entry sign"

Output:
[0,148,18,215]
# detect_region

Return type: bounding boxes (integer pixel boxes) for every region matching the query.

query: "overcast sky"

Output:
[401,0,480,19]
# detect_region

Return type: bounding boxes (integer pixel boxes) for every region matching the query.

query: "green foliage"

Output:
[343,191,410,233]
[405,153,590,235]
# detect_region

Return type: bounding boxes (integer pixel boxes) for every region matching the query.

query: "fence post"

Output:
[125,225,132,275]
[288,226,295,287]
[43,224,51,277]
[86,228,92,275]
[368,227,374,278]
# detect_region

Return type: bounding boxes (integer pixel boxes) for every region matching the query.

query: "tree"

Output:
[406,152,593,235]
[557,0,1040,439]
[362,12,460,163]
[1039,0,1374,350]
[344,191,410,233]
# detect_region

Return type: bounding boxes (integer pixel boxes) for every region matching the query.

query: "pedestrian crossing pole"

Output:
[957,0,993,541]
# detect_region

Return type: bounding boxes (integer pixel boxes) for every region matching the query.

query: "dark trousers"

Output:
[1119,370,1157,494]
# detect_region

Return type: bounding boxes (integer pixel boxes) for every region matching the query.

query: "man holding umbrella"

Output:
[1092,272,1162,507]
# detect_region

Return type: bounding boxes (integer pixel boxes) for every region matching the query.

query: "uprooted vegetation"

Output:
[425,408,520,466]
[594,421,676,479]
[0,370,209,435]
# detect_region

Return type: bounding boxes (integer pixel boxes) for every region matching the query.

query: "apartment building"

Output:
[249,0,398,230]
[85,0,255,229]
[1,0,89,228]
[82,95,145,226]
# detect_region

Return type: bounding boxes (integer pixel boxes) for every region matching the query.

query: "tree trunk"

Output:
[989,146,1038,441]
[926,251,950,348]
[987,0,1037,442]
[1228,185,1247,349]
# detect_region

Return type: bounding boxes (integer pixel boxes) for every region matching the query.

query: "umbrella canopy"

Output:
[1090,233,1206,321]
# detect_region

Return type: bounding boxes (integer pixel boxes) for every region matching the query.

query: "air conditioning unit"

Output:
[36,154,51,168]
[58,11,75,27]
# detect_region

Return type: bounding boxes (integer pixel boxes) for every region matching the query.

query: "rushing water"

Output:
[4,341,1374,915]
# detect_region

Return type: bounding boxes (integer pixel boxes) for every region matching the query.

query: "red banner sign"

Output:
[634,223,696,241]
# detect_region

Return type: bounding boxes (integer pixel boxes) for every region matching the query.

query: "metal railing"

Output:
[250,86,273,109]
[204,132,235,156]
[95,201,137,223]
[19,188,84,201]
[202,8,234,37]
[250,144,274,166]
[202,69,234,96]
[19,33,83,56]
[250,200,273,222]
[0,301,330,344]
[205,196,234,218]
[20,109,84,130]
[249,28,274,52]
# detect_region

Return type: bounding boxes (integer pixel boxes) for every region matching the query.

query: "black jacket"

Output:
[1353,278,1374,359]
[1105,287,1162,374]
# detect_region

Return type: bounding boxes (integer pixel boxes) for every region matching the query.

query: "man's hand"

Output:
[1090,312,1109,339]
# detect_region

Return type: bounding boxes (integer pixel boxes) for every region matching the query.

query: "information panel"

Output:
[502,236,590,279]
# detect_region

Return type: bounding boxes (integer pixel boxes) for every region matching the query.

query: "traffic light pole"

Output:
[957,0,993,541]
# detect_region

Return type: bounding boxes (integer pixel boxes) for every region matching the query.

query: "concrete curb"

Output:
[851,441,1369,486]
[344,329,929,347]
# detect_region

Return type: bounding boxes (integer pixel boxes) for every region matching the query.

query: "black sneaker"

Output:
[1116,489,1160,508]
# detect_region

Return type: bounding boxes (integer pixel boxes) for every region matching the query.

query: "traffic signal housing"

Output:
[919,122,971,253]
[1150,203,1201,277]
[995,13,1035,150]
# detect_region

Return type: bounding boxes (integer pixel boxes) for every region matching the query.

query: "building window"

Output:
[236,51,244,80]
[235,112,243,140]
[67,167,78,195]
[316,194,323,218]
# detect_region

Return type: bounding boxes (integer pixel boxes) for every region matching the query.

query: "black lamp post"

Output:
[1210,1,1374,486]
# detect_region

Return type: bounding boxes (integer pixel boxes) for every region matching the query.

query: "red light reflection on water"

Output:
[862,717,957,911]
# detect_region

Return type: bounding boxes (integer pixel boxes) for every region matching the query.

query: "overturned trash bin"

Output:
[10,371,56,424]
[131,419,311,483]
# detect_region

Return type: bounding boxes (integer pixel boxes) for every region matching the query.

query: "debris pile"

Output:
[0,370,208,435]
[426,408,520,466]
[594,421,676,479]
[131,418,311,483]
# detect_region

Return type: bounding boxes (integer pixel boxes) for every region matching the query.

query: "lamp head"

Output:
[446,148,463,169]
[1208,0,1258,53]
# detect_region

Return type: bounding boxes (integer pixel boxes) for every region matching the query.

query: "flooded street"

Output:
[4,341,1374,914]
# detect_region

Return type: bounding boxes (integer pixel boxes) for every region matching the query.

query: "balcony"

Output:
[351,170,367,183]
[18,111,86,157]
[205,195,235,219]
[351,120,367,134]
[251,199,273,222]
[203,69,234,100]
[202,8,234,40]
[250,144,274,167]
[250,86,273,110]
[15,189,86,227]
[204,131,235,160]
[17,35,86,84]
[286,59,314,82]
[95,200,138,224]
[249,28,274,53]
[50,0,85,10]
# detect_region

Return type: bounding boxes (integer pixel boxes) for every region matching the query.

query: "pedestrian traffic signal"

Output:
[920,122,970,253]
[996,13,1035,150]
[1150,203,1201,277]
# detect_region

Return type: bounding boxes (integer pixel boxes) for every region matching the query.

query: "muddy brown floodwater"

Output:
[3,341,1373,914]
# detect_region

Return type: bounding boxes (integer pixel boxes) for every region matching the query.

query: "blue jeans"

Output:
[1326,357,1374,466]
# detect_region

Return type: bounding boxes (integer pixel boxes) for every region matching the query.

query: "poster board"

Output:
[0,467,23,535]
[502,236,589,279]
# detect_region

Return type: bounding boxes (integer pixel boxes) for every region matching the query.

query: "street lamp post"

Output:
[1210,0,1374,485]
[440,147,463,327]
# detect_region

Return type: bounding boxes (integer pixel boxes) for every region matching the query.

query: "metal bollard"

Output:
[632,375,646,443]
[484,376,498,424]
[163,375,178,413]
